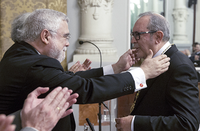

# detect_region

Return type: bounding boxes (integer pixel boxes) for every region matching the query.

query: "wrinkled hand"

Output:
[0,114,15,131]
[112,49,139,74]
[141,49,170,80]
[21,87,79,131]
[115,115,133,131]
[69,59,92,73]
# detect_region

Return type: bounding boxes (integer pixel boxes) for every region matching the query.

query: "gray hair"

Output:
[11,12,31,42]
[12,9,69,42]
[139,12,170,42]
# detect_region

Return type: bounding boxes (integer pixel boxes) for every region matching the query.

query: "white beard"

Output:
[48,44,66,63]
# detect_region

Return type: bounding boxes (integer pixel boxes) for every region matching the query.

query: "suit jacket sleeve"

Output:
[134,64,200,131]
[25,58,135,104]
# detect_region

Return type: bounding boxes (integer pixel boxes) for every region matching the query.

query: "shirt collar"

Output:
[35,49,41,55]
[153,41,171,58]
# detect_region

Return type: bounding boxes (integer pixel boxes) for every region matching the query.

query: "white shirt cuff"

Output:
[128,67,147,91]
[131,116,135,131]
[103,65,114,75]
[20,127,39,131]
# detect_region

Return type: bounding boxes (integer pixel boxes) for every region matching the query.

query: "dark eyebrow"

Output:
[63,33,71,37]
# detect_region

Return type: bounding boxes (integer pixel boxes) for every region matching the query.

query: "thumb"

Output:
[31,87,50,98]
[146,49,153,59]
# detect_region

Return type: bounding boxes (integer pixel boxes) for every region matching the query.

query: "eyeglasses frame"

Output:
[130,30,157,40]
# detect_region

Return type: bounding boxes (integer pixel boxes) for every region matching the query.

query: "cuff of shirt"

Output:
[131,116,135,131]
[128,67,147,92]
[20,127,39,131]
[103,65,114,75]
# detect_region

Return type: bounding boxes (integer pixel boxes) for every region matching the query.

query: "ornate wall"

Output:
[0,0,67,69]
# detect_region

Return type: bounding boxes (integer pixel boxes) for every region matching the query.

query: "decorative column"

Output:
[73,0,118,64]
[196,1,200,43]
[172,0,190,49]
[152,0,159,13]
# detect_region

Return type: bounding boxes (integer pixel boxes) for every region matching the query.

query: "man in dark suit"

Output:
[0,9,170,131]
[115,12,200,131]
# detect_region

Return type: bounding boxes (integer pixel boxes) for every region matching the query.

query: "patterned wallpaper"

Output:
[0,0,67,69]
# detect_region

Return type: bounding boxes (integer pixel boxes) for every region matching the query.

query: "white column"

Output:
[172,0,190,47]
[72,0,118,65]
[196,1,200,43]
[152,0,159,13]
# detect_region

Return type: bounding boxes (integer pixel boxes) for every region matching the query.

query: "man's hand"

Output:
[69,59,91,73]
[112,49,139,74]
[0,114,15,131]
[194,55,199,61]
[141,49,170,80]
[21,87,79,131]
[115,115,133,131]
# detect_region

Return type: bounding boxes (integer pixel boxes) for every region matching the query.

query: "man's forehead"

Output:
[133,17,149,31]
[59,21,69,33]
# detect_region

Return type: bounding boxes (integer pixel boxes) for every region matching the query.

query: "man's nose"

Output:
[131,36,137,44]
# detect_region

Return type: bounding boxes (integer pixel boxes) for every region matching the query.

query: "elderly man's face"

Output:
[131,16,155,59]
[47,21,70,62]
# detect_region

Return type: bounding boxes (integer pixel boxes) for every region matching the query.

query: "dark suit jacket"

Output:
[131,45,200,131]
[0,41,136,131]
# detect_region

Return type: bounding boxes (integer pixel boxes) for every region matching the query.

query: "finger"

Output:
[155,54,167,61]
[5,125,16,131]
[41,86,62,106]
[61,108,73,118]
[50,87,68,109]
[55,91,71,118]
[161,60,170,68]
[69,61,80,71]
[0,114,6,127]
[4,115,15,126]
[127,49,132,55]
[160,57,170,63]
[67,94,78,108]
[56,90,76,118]
[71,62,78,68]
[83,59,91,68]
[83,59,90,64]
[68,89,73,94]
[161,62,170,70]
[146,49,153,59]
[27,87,49,99]
[1,115,15,130]
[66,93,79,103]
[57,89,71,109]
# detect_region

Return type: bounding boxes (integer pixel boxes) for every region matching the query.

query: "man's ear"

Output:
[155,31,164,44]
[40,29,51,45]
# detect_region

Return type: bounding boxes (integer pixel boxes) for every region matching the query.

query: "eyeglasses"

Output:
[49,30,71,42]
[130,31,157,40]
